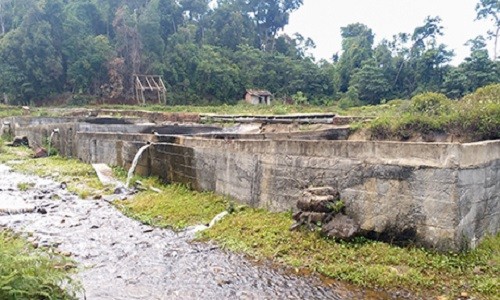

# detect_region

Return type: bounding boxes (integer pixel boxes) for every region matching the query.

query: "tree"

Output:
[112,6,141,97]
[335,23,374,93]
[475,0,499,59]
[236,0,303,51]
[0,4,64,104]
[204,3,257,50]
[350,59,390,104]
[461,37,499,92]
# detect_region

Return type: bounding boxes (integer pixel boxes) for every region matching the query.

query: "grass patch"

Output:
[9,156,105,198]
[199,208,499,299]
[17,182,35,191]
[0,144,105,198]
[367,85,500,142]
[116,183,229,230]
[111,167,229,230]
[0,230,80,299]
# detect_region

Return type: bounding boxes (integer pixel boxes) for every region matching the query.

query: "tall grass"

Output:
[0,230,80,300]
[368,84,500,142]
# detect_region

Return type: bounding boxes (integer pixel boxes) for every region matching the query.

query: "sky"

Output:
[283,0,494,65]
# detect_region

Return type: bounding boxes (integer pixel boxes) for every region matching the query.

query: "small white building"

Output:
[244,89,272,105]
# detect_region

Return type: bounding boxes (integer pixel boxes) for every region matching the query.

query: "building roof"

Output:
[246,89,273,96]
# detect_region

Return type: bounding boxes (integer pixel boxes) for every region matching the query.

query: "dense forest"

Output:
[0,0,498,106]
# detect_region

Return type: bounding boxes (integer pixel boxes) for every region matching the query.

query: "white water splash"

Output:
[185,211,229,234]
[125,144,151,188]
[47,129,59,156]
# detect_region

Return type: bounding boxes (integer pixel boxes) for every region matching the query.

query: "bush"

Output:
[461,83,500,105]
[368,116,393,140]
[410,92,451,116]
[0,230,80,299]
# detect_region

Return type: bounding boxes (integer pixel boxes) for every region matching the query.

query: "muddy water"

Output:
[0,164,399,300]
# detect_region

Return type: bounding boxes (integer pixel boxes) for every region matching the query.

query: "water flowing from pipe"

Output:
[47,131,55,156]
[125,144,151,188]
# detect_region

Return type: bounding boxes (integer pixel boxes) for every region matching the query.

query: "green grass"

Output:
[116,182,229,230]
[98,102,342,116]
[16,182,35,191]
[0,230,80,300]
[0,105,54,118]
[366,86,500,142]
[0,142,106,199]
[199,208,499,299]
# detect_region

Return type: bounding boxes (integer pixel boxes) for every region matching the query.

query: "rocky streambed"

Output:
[0,164,401,300]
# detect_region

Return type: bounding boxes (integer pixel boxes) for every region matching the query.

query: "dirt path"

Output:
[0,164,395,300]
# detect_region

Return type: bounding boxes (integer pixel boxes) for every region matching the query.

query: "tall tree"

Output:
[475,0,499,59]
[350,59,390,104]
[236,0,303,51]
[0,17,63,104]
[335,23,374,93]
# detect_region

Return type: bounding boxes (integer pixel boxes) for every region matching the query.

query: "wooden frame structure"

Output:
[134,75,167,105]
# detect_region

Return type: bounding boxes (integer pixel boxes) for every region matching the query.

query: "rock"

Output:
[60,182,67,189]
[289,222,303,231]
[298,211,331,224]
[22,106,30,115]
[321,214,360,241]
[149,186,162,193]
[292,211,303,221]
[306,187,339,197]
[33,147,48,158]
[11,136,29,147]
[297,195,336,213]
[114,186,127,195]
[36,207,47,214]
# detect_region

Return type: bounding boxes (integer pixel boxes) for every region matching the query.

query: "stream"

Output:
[0,164,405,300]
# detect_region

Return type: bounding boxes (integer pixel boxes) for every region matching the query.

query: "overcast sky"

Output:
[283,0,494,65]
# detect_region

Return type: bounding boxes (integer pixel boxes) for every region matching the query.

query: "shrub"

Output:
[461,83,500,105]
[369,116,393,140]
[0,230,80,299]
[409,92,451,116]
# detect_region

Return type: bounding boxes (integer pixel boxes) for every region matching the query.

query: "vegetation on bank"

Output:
[200,209,499,299]
[0,140,498,299]
[0,230,80,300]
[0,140,105,199]
[367,84,500,142]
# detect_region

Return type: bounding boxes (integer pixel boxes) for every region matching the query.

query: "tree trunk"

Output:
[494,26,499,60]
[0,3,5,35]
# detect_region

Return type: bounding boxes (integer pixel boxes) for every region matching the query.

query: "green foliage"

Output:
[0,1,497,106]
[368,85,500,141]
[200,208,499,299]
[0,230,80,299]
[292,91,308,105]
[117,182,229,230]
[409,92,451,115]
[16,182,34,191]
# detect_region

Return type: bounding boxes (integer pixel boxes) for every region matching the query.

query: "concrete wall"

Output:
[4,116,499,251]
[150,138,500,251]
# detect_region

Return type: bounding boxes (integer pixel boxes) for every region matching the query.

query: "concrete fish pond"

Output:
[1,164,381,299]
[2,112,498,251]
[0,110,499,298]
